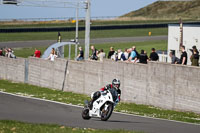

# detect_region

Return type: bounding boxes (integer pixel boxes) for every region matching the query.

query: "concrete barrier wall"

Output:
[0,56,200,113]
[0,56,25,83]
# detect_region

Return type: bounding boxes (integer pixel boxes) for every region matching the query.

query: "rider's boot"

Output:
[88,100,93,110]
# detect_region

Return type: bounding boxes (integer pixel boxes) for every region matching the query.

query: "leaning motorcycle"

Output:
[82,88,119,121]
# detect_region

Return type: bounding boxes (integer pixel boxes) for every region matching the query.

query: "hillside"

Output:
[122,0,200,20]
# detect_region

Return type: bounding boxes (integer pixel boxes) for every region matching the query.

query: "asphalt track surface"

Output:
[0,92,200,133]
[0,36,167,48]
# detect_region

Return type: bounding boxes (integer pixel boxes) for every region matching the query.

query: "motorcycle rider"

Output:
[89,79,121,109]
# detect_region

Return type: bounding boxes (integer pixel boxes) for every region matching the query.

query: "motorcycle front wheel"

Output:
[82,108,91,120]
[101,103,113,121]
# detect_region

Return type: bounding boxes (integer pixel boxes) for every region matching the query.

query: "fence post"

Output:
[24,59,29,83]
[62,60,69,91]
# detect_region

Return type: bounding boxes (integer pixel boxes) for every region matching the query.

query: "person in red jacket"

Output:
[34,48,41,58]
[89,79,121,109]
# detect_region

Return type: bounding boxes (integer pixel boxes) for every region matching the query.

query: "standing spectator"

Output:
[139,50,148,64]
[149,48,159,61]
[76,46,84,61]
[97,49,106,62]
[47,48,57,61]
[57,32,62,43]
[190,48,199,66]
[169,51,180,64]
[116,49,126,61]
[123,48,129,60]
[0,48,3,56]
[128,46,138,63]
[192,45,199,54]
[107,47,115,59]
[34,48,41,58]
[90,45,98,60]
[180,45,187,65]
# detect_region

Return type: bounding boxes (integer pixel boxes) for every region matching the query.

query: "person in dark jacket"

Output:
[90,45,98,60]
[107,47,115,59]
[190,46,199,66]
[139,49,148,64]
[180,45,188,65]
[149,48,159,61]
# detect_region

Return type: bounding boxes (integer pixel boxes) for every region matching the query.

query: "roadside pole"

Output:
[75,2,79,59]
[84,0,91,60]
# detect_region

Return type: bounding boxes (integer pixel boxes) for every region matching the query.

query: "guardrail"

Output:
[0,21,200,33]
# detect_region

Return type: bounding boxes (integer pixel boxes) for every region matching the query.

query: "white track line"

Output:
[0,91,200,126]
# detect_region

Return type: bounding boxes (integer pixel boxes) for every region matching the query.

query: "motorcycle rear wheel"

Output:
[101,103,113,121]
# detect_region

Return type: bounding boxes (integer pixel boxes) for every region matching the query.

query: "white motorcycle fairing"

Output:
[89,90,114,118]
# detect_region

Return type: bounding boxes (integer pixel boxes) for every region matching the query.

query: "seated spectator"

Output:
[169,51,180,64]
[149,48,159,61]
[34,48,41,58]
[90,45,98,60]
[116,49,126,61]
[97,49,106,62]
[107,47,115,59]
[123,48,129,60]
[4,48,9,57]
[128,46,138,63]
[139,50,148,64]
[190,48,199,66]
[47,48,57,61]
[0,48,3,56]
[76,47,84,61]
[8,48,16,58]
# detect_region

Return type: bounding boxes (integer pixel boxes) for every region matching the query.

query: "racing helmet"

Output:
[112,79,120,90]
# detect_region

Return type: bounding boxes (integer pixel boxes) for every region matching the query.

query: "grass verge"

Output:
[0,80,200,124]
[13,40,167,58]
[0,28,167,42]
[0,120,140,133]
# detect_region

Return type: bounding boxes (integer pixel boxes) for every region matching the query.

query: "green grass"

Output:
[13,40,167,58]
[0,120,140,133]
[0,28,167,42]
[123,0,200,20]
[0,79,200,124]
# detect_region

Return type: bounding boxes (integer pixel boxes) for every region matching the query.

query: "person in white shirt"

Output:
[123,48,129,60]
[97,49,106,62]
[47,48,57,61]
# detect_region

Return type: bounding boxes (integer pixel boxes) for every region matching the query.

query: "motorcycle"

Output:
[82,88,119,121]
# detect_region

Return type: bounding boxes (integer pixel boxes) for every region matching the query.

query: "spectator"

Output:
[149,48,159,61]
[123,48,129,60]
[97,49,106,62]
[192,45,199,54]
[57,32,62,43]
[8,48,16,58]
[76,47,84,61]
[139,50,148,64]
[107,47,115,59]
[116,49,126,61]
[128,46,138,63]
[180,45,187,65]
[190,48,199,66]
[34,48,41,58]
[4,48,9,57]
[169,51,180,64]
[47,48,57,61]
[90,45,98,60]
[0,48,3,56]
